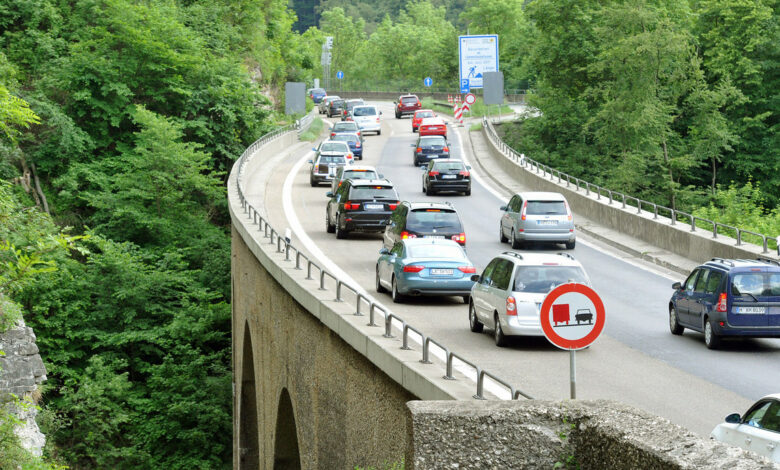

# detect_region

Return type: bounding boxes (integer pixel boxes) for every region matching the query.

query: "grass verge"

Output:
[299,117,325,141]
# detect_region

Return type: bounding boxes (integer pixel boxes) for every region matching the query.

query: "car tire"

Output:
[376,267,386,293]
[392,277,404,303]
[395,113,401,119]
[326,212,335,233]
[310,178,317,187]
[464,187,471,196]
[565,240,576,250]
[429,187,437,196]
[469,303,483,333]
[494,313,508,347]
[377,130,381,135]
[462,295,469,304]
[510,229,522,249]
[669,306,684,335]
[499,224,508,243]
[335,216,349,239]
[704,317,721,350]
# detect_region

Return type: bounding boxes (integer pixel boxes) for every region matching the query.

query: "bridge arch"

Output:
[273,388,301,470]
[239,323,259,469]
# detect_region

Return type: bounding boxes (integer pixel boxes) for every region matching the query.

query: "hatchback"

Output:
[383,201,466,249]
[350,105,382,135]
[376,238,476,303]
[342,99,365,121]
[418,117,447,138]
[499,192,576,249]
[711,393,780,462]
[331,121,363,141]
[327,99,345,117]
[422,159,471,196]
[330,165,382,194]
[309,88,327,103]
[395,95,422,118]
[669,258,780,349]
[469,252,590,347]
[319,95,341,114]
[411,135,450,167]
[330,132,363,160]
[411,109,436,132]
[326,179,399,239]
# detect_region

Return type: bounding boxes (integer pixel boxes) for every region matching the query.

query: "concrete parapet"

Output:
[406,400,780,470]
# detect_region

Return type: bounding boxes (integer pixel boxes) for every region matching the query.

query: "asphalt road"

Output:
[251,102,780,437]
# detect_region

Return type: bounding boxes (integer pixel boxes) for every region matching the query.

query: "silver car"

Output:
[318,95,340,114]
[308,141,353,187]
[469,252,590,347]
[350,105,382,135]
[499,192,576,249]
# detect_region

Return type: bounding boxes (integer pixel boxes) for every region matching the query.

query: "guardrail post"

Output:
[319,270,327,290]
[712,225,718,239]
[653,205,658,219]
[402,324,416,350]
[384,314,395,338]
[762,237,768,254]
[368,303,380,326]
[736,229,742,246]
[306,261,313,280]
[690,216,696,232]
[354,294,364,316]
[636,199,641,215]
[295,252,302,270]
[671,209,676,225]
[622,194,626,209]
[474,369,487,400]
[335,281,343,302]
[285,242,291,260]
[444,353,455,380]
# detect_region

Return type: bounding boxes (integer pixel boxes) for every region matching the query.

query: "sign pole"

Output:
[570,349,576,399]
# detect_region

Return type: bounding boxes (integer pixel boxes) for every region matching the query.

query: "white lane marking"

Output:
[282,125,512,399]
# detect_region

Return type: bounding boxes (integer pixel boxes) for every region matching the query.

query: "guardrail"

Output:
[233,114,534,401]
[482,117,780,255]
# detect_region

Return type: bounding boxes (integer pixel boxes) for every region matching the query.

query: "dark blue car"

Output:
[309,88,327,103]
[669,258,780,349]
[331,132,363,160]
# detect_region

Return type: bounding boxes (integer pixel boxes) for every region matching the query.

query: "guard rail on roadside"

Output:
[233,114,534,401]
[483,117,779,256]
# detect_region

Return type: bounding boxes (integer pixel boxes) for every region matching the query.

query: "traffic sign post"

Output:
[539,283,606,399]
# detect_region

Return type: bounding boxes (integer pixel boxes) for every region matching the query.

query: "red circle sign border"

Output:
[539,283,605,350]
[465,93,476,105]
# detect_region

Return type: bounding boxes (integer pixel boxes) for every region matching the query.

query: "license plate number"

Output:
[430,268,453,275]
[442,175,456,179]
[364,204,383,210]
[425,235,445,239]
[537,220,558,225]
[736,306,766,314]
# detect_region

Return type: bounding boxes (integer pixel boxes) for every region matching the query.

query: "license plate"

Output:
[736,306,766,314]
[537,220,558,225]
[364,204,383,210]
[442,174,456,179]
[430,268,453,275]
[425,235,445,239]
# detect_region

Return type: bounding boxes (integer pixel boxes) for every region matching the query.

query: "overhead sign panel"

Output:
[459,35,499,89]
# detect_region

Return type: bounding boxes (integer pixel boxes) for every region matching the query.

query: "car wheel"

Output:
[428,187,437,196]
[326,212,335,233]
[565,240,576,249]
[395,113,401,119]
[465,187,471,196]
[469,303,483,333]
[310,178,317,187]
[510,229,522,249]
[669,306,683,335]
[392,277,404,303]
[335,216,349,239]
[499,224,508,243]
[377,130,381,135]
[704,317,721,349]
[376,267,386,293]
[462,295,469,304]
[494,313,508,347]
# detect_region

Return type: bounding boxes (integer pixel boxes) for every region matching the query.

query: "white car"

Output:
[469,251,590,347]
[349,105,382,135]
[711,394,780,463]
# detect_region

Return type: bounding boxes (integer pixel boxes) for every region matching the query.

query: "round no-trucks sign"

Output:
[540,283,605,350]
[464,93,476,105]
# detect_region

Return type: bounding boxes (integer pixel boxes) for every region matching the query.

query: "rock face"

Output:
[0,320,47,457]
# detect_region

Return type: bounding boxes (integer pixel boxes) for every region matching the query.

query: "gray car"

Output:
[318,95,340,114]
[499,192,576,249]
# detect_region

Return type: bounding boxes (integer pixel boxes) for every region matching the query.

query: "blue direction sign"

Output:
[460,79,470,94]
[424,77,433,87]
[336,70,344,79]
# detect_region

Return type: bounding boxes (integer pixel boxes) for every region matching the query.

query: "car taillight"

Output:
[403,265,424,273]
[338,181,343,187]
[564,201,572,221]
[416,100,421,106]
[459,171,470,177]
[443,147,449,152]
[716,293,728,312]
[331,132,336,137]
[506,297,517,316]
[388,201,399,210]
[521,200,528,221]
[401,231,417,240]
[416,147,422,152]
[376,117,380,122]
[452,233,466,245]
[429,171,440,177]
[356,142,361,147]
[343,201,360,210]
[458,266,476,273]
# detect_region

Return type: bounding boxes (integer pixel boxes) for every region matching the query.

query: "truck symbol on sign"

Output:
[552,304,570,325]
[575,309,593,325]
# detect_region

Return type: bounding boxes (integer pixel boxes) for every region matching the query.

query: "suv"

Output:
[383,201,466,250]
[412,134,450,167]
[395,94,422,118]
[499,192,576,250]
[327,99,346,117]
[469,252,591,347]
[422,159,471,196]
[342,99,365,121]
[350,105,382,135]
[309,141,353,186]
[330,165,382,193]
[669,258,780,349]
[326,179,400,239]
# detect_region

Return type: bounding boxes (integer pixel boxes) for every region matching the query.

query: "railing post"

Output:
[671,209,676,225]
[335,281,343,302]
[736,229,742,246]
[384,314,395,338]
[444,353,455,380]
[690,216,696,232]
[319,270,326,290]
[653,205,658,220]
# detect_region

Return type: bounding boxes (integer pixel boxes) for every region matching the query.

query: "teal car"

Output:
[375,238,476,304]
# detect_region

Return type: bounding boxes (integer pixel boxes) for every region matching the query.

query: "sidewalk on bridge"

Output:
[463,118,698,277]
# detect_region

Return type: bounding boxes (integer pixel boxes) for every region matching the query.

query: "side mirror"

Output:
[326,191,333,197]
[379,111,383,115]
[308,160,314,164]
[466,165,472,170]
[672,282,682,290]
[470,274,480,282]
[378,174,384,178]
[500,205,507,211]
[411,144,417,147]
[725,413,741,424]
[312,147,317,152]
[420,166,428,170]
[379,247,389,255]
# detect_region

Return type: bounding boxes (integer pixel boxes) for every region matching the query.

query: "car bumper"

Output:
[516,231,576,243]
[429,181,470,192]
[415,153,450,164]
[397,109,419,116]
[398,277,474,296]
[501,315,545,336]
[343,213,392,232]
[311,173,335,182]
[357,122,381,132]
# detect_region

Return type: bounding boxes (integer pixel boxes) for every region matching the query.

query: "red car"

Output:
[395,94,421,119]
[411,109,436,132]
[418,117,447,138]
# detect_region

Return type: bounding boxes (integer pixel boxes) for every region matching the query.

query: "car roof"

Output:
[402,238,461,248]
[414,109,434,114]
[346,98,364,103]
[702,258,780,271]
[400,94,419,99]
[420,117,445,124]
[405,201,455,210]
[348,179,393,187]
[321,139,349,146]
[341,165,377,172]
[516,192,568,201]
[333,121,358,127]
[759,393,780,402]
[352,105,376,110]
[332,132,360,138]
[432,159,464,164]
[496,251,583,267]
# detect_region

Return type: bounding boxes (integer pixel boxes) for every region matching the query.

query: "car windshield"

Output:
[513,266,588,293]
[407,244,465,259]
[433,162,465,171]
[731,272,780,297]
[318,156,346,164]
[311,88,325,94]
[526,200,567,215]
[331,100,345,107]
[407,210,461,232]
[320,142,349,153]
[349,187,397,199]
[401,96,418,103]
[332,134,359,144]
[420,136,446,146]
[333,122,358,131]
[416,111,434,119]
[352,107,377,116]
[342,170,377,180]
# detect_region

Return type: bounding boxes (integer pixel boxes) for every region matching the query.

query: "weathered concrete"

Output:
[406,401,780,470]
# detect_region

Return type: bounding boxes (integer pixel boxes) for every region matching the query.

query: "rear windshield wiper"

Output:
[738,292,760,302]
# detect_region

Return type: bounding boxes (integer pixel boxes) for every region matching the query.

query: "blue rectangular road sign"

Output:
[460,79,470,94]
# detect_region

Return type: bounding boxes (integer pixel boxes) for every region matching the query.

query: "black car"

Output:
[422,159,471,196]
[341,99,365,121]
[327,99,345,117]
[383,201,466,249]
[412,135,450,166]
[326,179,400,239]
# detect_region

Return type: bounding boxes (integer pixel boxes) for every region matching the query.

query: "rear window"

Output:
[407,244,465,259]
[416,111,434,119]
[433,162,466,171]
[419,136,446,146]
[402,96,419,103]
[319,156,346,164]
[526,200,567,216]
[332,134,359,143]
[333,122,358,131]
[343,170,378,180]
[407,209,461,232]
[331,100,345,106]
[352,107,377,116]
[513,266,588,293]
[731,272,780,297]
[320,142,349,152]
[311,88,325,94]
[349,186,397,200]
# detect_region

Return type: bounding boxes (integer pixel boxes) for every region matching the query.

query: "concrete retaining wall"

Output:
[406,401,780,470]
[482,125,778,263]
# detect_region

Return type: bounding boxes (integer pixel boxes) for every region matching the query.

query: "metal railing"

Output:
[233,116,534,401]
[482,117,780,255]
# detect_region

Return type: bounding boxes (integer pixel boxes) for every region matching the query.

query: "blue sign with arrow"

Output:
[424,77,433,87]
[336,70,344,79]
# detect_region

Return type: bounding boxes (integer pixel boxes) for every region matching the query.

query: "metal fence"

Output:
[233,115,533,401]
[482,117,780,255]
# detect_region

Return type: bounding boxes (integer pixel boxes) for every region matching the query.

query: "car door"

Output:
[488,260,514,328]
[687,269,711,326]
[676,269,701,325]
[501,196,519,238]
[379,242,404,289]
[693,269,725,328]
[331,182,348,226]
[729,400,780,460]
[472,259,499,321]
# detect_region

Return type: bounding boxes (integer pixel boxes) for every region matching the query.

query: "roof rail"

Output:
[709,258,735,267]
[501,251,524,261]
[756,257,780,266]
[557,252,576,261]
